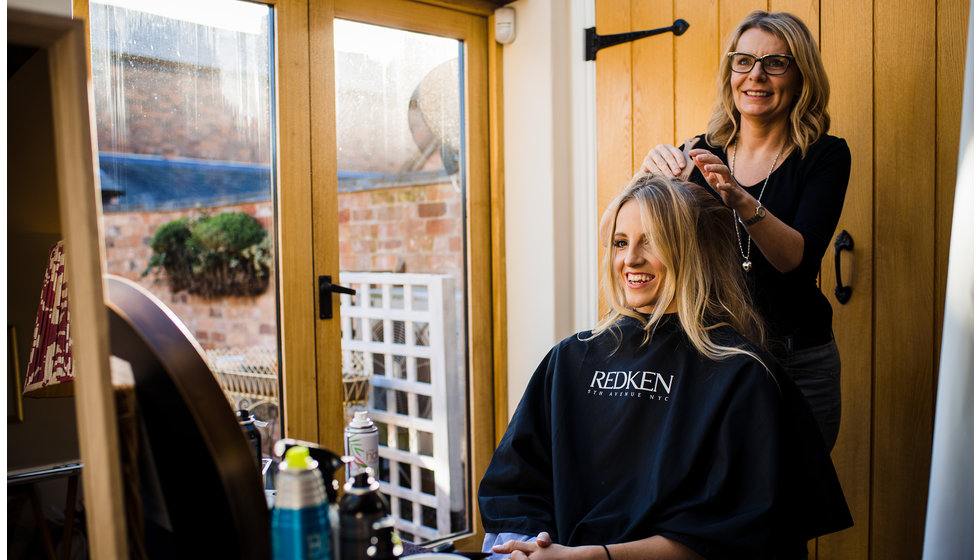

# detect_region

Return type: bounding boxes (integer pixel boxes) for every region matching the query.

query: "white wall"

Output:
[501,0,596,416]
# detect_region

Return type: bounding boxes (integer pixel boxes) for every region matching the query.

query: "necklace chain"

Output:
[731,138,783,272]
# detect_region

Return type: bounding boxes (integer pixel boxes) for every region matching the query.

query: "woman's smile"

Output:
[626,272,655,287]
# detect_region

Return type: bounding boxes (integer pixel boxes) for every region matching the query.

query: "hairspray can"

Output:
[339,471,389,560]
[271,446,333,560]
[344,411,379,480]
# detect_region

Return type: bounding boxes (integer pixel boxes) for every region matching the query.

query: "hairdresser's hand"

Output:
[638,138,698,181]
[491,532,572,559]
[689,148,754,210]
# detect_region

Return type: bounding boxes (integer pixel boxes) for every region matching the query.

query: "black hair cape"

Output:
[478,315,852,559]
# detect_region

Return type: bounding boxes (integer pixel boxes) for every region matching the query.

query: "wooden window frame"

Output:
[304,0,502,547]
[76,0,506,549]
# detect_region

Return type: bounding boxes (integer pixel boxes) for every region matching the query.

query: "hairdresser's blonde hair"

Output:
[706,10,831,157]
[593,175,766,362]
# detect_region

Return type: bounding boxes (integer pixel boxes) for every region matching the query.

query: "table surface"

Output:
[7,462,82,486]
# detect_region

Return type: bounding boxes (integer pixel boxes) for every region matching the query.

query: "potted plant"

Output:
[143,211,272,298]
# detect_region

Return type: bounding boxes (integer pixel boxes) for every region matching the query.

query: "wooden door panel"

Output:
[630,1,674,169]
[595,0,633,214]
[935,0,970,367]
[770,0,819,33]
[277,0,323,445]
[873,0,936,556]
[820,0,874,557]
[596,1,967,558]
[720,0,768,50]
[672,0,720,143]
[308,0,343,452]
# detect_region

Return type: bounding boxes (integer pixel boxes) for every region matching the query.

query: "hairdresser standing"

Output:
[639,10,850,451]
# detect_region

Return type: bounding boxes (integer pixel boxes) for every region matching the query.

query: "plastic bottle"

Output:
[238,409,263,468]
[344,411,379,480]
[339,470,389,560]
[366,517,402,559]
[271,446,333,560]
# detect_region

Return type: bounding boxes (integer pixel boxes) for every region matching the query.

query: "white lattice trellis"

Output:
[339,272,463,543]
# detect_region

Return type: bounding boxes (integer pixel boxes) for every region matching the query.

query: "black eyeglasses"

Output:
[727,52,795,75]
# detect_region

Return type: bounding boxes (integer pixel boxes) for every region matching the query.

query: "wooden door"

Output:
[594,1,968,558]
[309,0,498,548]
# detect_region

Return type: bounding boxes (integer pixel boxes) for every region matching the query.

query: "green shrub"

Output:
[192,211,267,252]
[149,217,192,254]
[143,211,272,298]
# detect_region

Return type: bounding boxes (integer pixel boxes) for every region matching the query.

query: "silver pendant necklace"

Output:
[730,139,784,272]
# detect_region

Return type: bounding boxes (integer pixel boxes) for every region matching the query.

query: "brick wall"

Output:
[103,201,277,350]
[103,181,462,350]
[93,57,271,163]
[339,181,463,289]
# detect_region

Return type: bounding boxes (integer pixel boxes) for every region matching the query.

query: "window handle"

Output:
[319,275,355,319]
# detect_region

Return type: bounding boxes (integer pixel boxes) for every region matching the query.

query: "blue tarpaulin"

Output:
[99,152,447,212]
[99,152,272,212]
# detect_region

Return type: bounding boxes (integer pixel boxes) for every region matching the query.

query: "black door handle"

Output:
[833,230,854,304]
[319,275,355,319]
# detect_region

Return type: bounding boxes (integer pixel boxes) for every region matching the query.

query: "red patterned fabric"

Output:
[24,240,74,394]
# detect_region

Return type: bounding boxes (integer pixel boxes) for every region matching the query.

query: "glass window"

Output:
[89,0,282,468]
[334,19,469,543]
[334,19,461,192]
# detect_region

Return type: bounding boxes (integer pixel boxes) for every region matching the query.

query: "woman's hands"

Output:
[637,138,699,181]
[491,533,705,560]
[687,148,805,272]
[492,532,598,560]
[491,532,554,559]
[638,142,754,215]
[687,148,755,214]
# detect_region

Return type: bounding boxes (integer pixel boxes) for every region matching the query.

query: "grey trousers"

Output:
[777,338,843,452]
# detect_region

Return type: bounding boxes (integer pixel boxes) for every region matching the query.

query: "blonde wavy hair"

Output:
[592,175,766,362]
[705,10,831,157]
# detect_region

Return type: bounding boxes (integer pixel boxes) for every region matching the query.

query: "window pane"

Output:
[89,0,282,468]
[335,19,469,544]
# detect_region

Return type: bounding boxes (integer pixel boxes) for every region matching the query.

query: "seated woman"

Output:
[478,175,851,559]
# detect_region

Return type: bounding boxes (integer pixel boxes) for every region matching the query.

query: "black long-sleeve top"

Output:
[688,134,851,347]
